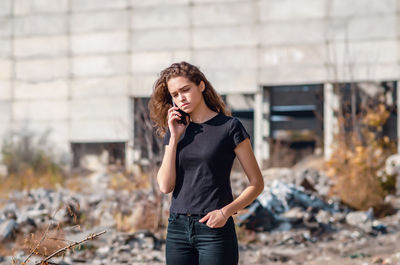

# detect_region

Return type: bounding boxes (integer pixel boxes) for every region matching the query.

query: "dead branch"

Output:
[45,237,73,243]
[24,208,63,264]
[23,223,51,264]
[33,230,106,265]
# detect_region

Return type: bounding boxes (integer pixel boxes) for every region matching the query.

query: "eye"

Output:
[183,87,190,92]
[171,94,178,98]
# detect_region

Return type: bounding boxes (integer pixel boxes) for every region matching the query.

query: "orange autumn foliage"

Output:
[326,103,396,211]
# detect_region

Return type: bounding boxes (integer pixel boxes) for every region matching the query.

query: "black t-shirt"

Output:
[163,113,250,215]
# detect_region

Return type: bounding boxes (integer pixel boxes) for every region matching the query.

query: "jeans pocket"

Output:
[201,217,231,233]
[167,212,179,224]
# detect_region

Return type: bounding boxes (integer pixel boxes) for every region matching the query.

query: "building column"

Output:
[125,97,135,171]
[254,86,270,168]
[324,83,339,160]
[397,82,400,153]
[254,89,263,165]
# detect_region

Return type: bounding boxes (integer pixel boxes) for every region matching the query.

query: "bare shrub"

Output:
[18,228,67,258]
[325,84,396,212]
[264,139,301,168]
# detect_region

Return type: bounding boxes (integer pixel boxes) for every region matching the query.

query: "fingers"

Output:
[199,213,210,223]
[199,210,228,228]
[167,107,182,123]
[167,106,179,114]
[167,107,178,117]
[167,106,176,112]
[168,111,180,122]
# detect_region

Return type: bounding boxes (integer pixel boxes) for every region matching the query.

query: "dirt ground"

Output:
[239,228,400,265]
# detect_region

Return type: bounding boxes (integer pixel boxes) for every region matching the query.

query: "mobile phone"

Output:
[172,101,188,125]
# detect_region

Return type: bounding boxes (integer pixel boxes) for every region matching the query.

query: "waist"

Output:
[170,212,206,219]
[173,212,205,218]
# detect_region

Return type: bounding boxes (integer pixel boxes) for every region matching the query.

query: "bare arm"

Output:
[157,138,178,194]
[156,106,189,194]
[200,138,264,227]
[222,138,264,216]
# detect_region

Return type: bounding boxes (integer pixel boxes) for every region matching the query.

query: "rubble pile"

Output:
[233,166,400,265]
[59,231,164,265]
[237,179,345,232]
[0,185,166,265]
[0,165,399,265]
[237,168,394,237]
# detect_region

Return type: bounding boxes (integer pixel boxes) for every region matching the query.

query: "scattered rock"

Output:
[0,219,17,242]
[384,154,400,195]
[0,164,7,177]
[345,210,373,227]
[0,165,399,265]
[238,180,340,231]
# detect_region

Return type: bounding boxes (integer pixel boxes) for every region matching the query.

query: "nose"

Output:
[178,93,186,103]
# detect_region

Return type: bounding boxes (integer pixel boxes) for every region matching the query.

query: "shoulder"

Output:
[223,115,242,128]
[213,113,235,125]
[215,113,236,123]
[214,114,244,134]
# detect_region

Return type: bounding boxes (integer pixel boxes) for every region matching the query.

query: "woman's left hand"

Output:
[199,209,228,228]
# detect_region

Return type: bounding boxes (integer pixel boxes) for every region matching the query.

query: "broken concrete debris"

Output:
[0,166,399,265]
[237,177,392,243]
[237,180,345,232]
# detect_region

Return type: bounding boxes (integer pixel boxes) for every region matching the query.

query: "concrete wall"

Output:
[0,0,399,166]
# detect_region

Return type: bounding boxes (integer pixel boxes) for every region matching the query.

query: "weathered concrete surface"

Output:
[0,0,399,166]
[14,36,68,59]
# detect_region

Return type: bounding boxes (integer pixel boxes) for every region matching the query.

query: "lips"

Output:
[181,103,189,108]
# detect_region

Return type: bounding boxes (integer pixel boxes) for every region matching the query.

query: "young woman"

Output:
[149,61,264,265]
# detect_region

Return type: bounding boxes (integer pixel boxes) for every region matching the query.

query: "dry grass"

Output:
[0,172,64,199]
[235,225,257,244]
[0,227,66,260]
[63,176,84,193]
[108,171,150,191]
[0,242,15,256]
[266,140,298,168]
[19,228,67,258]
[1,132,65,197]
[115,200,158,232]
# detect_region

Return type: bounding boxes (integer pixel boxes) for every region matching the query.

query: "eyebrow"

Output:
[171,85,190,94]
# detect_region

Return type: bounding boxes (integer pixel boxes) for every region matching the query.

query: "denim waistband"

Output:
[171,212,205,218]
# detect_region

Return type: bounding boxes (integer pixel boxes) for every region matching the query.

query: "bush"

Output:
[326,101,396,212]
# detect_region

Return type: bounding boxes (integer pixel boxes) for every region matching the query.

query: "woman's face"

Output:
[167,76,205,113]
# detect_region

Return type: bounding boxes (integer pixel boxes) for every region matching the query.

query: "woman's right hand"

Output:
[167,106,189,142]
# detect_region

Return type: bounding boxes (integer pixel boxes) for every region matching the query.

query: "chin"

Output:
[182,106,191,113]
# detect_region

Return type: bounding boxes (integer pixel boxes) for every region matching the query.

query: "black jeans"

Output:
[166,213,239,265]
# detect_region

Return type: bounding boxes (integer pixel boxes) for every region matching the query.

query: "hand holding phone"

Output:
[173,101,189,125]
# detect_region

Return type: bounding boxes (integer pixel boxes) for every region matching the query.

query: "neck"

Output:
[189,100,217,124]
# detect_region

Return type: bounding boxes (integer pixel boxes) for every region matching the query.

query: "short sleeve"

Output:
[230,118,250,148]
[163,128,171,145]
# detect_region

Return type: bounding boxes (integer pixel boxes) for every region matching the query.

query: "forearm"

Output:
[157,139,178,194]
[222,178,264,217]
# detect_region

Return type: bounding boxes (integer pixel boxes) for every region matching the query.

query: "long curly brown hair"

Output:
[148,61,231,137]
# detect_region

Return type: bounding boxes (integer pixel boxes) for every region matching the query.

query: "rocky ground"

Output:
[1,163,400,265]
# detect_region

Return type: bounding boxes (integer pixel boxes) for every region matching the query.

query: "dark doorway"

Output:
[267,84,324,167]
[71,142,125,168]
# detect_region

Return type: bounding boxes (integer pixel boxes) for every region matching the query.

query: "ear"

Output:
[199,81,205,92]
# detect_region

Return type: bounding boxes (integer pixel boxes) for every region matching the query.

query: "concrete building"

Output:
[0,0,399,170]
